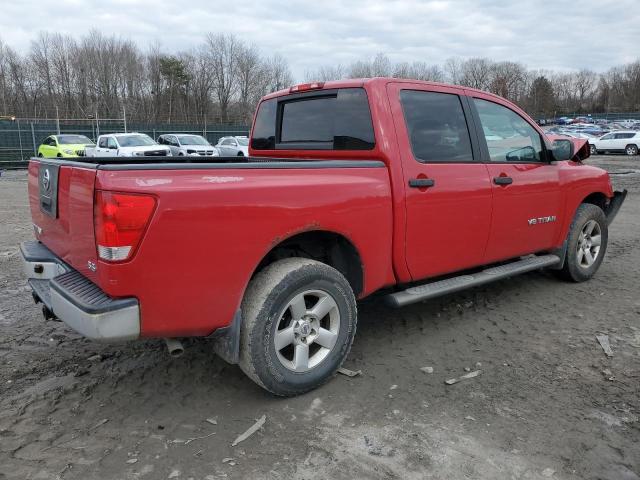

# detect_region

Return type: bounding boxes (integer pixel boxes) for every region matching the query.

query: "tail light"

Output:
[94,191,156,262]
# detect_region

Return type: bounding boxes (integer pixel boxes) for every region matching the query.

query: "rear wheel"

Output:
[237,151,244,157]
[589,144,597,155]
[239,258,357,396]
[625,144,638,156]
[556,204,608,282]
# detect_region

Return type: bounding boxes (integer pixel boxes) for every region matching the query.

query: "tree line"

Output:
[305,54,640,119]
[0,31,293,125]
[1,31,639,126]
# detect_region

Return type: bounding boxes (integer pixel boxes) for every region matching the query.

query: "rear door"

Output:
[613,132,635,151]
[468,93,563,262]
[387,82,493,280]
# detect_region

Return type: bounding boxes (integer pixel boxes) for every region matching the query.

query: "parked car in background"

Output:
[589,131,640,155]
[37,134,95,158]
[559,131,598,139]
[215,136,249,156]
[85,133,170,157]
[157,134,219,156]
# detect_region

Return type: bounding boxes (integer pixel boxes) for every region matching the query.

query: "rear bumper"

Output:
[21,240,140,342]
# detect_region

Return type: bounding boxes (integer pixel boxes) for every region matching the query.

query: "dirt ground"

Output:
[0,156,638,480]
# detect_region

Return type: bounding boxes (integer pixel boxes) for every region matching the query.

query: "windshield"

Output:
[236,137,249,146]
[117,135,156,147]
[177,135,209,146]
[58,135,94,145]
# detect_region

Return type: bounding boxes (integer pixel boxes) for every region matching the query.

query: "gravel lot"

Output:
[0,156,638,480]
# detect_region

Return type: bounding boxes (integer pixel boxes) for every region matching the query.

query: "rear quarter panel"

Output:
[94,165,395,337]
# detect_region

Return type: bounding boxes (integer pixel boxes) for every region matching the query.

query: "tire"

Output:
[589,144,597,155]
[556,204,608,282]
[239,258,357,396]
[237,151,244,157]
[37,153,43,158]
[625,144,638,156]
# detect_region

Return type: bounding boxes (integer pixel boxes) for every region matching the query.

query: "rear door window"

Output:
[615,133,635,139]
[399,90,474,163]
[251,88,375,150]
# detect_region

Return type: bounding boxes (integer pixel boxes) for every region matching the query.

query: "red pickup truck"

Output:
[21,78,626,396]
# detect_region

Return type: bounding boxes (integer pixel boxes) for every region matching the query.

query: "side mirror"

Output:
[551,139,574,161]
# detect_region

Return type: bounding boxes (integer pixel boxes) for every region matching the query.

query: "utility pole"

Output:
[56,106,61,135]
[123,106,127,133]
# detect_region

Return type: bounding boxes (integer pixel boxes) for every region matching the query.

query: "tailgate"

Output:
[28,159,99,281]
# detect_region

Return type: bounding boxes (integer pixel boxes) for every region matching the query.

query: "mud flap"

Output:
[548,240,568,270]
[605,190,627,226]
[210,310,241,364]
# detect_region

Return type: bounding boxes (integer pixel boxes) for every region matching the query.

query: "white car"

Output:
[157,134,219,156]
[88,133,171,157]
[589,131,640,156]
[215,136,249,156]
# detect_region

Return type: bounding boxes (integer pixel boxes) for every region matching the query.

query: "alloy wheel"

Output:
[577,220,602,268]
[273,289,340,372]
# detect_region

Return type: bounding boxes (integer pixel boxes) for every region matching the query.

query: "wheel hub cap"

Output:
[273,290,340,372]
[577,220,602,268]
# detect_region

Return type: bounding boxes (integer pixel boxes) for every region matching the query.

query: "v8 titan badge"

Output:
[528,215,557,226]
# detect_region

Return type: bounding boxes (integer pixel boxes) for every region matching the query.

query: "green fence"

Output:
[0,118,250,168]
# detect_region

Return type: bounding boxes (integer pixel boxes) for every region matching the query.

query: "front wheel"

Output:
[239,258,357,396]
[589,144,597,155]
[556,204,608,282]
[237,151,244,157]
[625,144,638,156]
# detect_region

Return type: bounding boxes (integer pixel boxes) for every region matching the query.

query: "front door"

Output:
[468,94,563,263]
[387,83,493,281]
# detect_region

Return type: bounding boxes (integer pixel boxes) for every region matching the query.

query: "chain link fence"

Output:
[0,117,250,168]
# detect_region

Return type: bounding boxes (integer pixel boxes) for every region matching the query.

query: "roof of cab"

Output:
[262,77,503,101]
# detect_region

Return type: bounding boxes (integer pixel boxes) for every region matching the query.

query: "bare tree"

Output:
[205,33,239,123]
[265,53,293,93]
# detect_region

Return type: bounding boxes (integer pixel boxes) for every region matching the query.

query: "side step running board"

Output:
[385,254,561,308]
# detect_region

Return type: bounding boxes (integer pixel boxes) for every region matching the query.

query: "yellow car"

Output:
[37,134,95,158]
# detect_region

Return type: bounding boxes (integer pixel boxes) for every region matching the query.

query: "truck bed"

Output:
[27,156,395,338]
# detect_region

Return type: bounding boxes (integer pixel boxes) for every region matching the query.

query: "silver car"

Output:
[215,136,249,156]
[157,134,219,156]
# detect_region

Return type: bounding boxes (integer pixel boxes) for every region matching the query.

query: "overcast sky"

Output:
[1,0,638,79]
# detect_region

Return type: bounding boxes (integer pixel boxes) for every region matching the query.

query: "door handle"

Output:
[408,178,435,188]
[493,176,513,186]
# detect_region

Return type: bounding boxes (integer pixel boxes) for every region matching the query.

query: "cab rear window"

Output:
[251,88,375,151]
